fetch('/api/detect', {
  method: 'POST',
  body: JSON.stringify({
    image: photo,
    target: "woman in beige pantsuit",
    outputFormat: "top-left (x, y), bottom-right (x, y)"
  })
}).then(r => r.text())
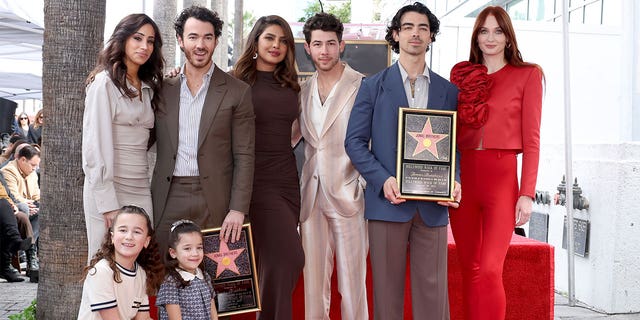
top-left (82, 14), bottom-right (164, 261)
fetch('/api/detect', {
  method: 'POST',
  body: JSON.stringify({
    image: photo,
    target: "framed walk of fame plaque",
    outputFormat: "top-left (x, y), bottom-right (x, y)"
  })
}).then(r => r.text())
top-left (202, 223), bottom-right (261, 317)
top-left (396, 108), bottom-right (457, 201)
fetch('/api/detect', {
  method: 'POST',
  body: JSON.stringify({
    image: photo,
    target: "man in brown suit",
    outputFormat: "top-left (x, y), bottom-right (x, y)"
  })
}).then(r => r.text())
top-left (151, 6), bottom-right (255, 255)
top-left (298, 13), bottom-right (368, 320)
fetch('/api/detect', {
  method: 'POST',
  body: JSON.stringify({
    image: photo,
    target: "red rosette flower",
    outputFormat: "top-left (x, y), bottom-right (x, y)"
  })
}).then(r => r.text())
top-left (450, 61), bottom-right (492, 128)
top-left (458, 102), bottom-right (489, 128)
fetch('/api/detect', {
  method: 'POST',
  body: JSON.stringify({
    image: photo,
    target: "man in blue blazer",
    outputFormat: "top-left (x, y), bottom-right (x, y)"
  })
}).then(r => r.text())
top-left (345, 3), bottom-right (461, 319)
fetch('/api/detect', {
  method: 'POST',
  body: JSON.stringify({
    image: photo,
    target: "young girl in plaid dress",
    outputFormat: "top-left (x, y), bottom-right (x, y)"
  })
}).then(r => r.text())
top-left (156, 220), bottom-right (218, 320)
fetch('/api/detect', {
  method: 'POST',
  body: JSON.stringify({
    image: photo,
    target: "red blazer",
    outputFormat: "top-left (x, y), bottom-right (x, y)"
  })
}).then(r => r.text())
top-left (457, 64), bottom-right (543, 198)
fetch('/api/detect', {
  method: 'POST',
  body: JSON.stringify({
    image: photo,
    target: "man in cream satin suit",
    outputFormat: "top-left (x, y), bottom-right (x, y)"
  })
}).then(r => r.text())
top-left (298, 13), bottom-right (368, 320)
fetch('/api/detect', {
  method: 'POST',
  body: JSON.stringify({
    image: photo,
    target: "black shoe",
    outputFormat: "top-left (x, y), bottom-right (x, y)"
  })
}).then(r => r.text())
top-left (28, 269), bottom-right (38, 283)
top-left (26, 245), bottom-right (39, 283)
top-left (0, 266), bottom-right (24, 282)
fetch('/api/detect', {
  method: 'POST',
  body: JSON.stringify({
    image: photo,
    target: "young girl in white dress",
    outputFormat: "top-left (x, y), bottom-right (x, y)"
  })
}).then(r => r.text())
top-left (78, 206), bottom-right (164, 320)
top-left (156, 220), bottom-right (218, 320)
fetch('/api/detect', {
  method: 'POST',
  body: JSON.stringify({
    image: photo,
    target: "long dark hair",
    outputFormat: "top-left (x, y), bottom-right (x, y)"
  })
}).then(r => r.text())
top-left (165, 220), bottom-right (205, 288)
top-left (233, 15), bottom-right (300, 92)
top-left (86, 14), bottom-right (164, 110)
top-left (32, 109), bottom-right (43, 129)
top-left (84, 206), bottom-right (165, 296)
top-left (17, 112), bottom-right (30, 126)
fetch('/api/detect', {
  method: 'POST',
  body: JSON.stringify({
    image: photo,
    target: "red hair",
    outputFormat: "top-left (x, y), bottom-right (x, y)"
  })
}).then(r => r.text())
top-left (469, 6), bottom-right (543, 75)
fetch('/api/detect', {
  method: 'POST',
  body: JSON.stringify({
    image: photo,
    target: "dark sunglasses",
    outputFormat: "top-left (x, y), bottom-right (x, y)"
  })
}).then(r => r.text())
top-left (19, 117), bottom-right (28, 120)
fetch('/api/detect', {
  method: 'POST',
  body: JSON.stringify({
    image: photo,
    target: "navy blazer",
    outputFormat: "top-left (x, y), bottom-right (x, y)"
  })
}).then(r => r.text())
top-left (345, 62), bottom-right (459, 226)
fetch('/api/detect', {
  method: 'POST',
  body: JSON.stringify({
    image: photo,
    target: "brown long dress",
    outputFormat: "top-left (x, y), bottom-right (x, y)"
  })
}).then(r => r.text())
top-left (249, 71), bottom-right (305, 320)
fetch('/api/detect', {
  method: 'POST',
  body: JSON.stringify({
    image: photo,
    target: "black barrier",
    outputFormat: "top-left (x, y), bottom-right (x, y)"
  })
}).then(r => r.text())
top-left (295, 39), bottom-right (391, 82)
top-left (0, 98), bottom-right (17, 136)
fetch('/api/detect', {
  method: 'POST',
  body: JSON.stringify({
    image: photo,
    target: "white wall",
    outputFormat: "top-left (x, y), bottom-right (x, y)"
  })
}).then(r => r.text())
top-left (435, 2), bottom-right (640, 313)
top-left (436, 20), bottom-right (628, 144)
top-left (537, 143), bottom-right (640, 313)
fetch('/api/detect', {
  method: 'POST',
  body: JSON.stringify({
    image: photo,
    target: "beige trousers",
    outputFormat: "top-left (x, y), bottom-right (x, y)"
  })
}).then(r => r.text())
top-left (300, 184), bottom-right (368, 320)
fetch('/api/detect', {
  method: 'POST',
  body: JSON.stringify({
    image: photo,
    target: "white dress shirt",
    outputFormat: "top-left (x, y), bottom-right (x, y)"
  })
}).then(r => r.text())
top-left (173, 63), bottom-right (216, 176)
top-left (398, 62), bottom-right (430, 109)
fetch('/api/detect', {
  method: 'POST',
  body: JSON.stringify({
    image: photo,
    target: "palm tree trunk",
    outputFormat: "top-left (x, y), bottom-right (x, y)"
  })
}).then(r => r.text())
top-left (232, 0), bottom-right (244, 64)
top-left (38, 0), bottom-right (105, 318)
top-left (153, 0), bottom-right (178, 72)
top-left (211, 0), bottom-right (229, 70)
top-left (184, 0), bottom-right (207, 8)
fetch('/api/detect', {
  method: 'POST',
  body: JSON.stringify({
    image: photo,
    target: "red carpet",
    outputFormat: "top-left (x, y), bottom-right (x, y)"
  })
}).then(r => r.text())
top-left (150, 229), bottom-right (554, 319)
top-left (447, 231), bottom-right (555, 320)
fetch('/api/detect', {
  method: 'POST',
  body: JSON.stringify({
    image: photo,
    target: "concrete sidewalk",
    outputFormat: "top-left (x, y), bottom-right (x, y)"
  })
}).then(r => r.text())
top-left (1, 278), bottom-right (639, 319)
top-left (554, 295), bottom-right (640, 320)
top-left (0, 280), bottom-right (36, 319)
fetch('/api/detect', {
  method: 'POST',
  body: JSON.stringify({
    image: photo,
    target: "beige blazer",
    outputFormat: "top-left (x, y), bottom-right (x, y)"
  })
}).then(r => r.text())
top-left (1, 159), bottom-right (39, 203)
top-left (151, 65), bottom-right (255, 228)
top-left (299, 64), bottom-right (365, 222)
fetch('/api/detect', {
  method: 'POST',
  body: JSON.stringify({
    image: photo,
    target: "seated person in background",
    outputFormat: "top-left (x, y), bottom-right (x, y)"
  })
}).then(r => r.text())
top-left (0, 196), bottom-right (32, 282)
top-left (0, 144), bottom-right (40, 282)
top-left (28, 109), bottom-right (43, 146)
top-left (14, 113), bottom-right (31, 140)
top-left (0, 135), bottom-right (26, 165)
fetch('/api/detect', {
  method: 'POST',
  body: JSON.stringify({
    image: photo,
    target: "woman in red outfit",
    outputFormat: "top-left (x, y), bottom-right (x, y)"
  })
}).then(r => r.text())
top-left (449, 6), bottom-right (544, 320)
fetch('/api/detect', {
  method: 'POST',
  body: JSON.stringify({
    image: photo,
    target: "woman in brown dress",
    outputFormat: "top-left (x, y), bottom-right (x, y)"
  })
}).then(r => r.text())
top-left (232, 15), bottom-right (304, 320)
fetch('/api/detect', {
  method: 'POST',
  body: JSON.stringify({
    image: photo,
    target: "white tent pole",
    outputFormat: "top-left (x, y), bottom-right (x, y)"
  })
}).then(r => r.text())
top-left (561, 0), bottom-right (576, 306)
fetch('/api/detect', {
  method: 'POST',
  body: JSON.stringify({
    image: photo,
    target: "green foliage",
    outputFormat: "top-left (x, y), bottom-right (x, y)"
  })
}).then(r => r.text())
top-left (298, 0), bottom-right (352, 23)
top-left (299, 1), bottom-right (322, 22)
top-left (227, 11), bottom-right (257, 35)
top-left (8, 300), bottom-right (36, 320)
top-left (243, 11), bottom-right (257, 37)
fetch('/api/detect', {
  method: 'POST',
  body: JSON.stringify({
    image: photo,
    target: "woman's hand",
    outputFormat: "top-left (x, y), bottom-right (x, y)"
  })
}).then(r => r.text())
top-left (102, 210), bottom-right (118, 229)
top-left (515, 196), bottom-right (533, 226)
top-left (165, 67), bottom-right (181, 78)
top-left (438, 181), bottom-right (461, 209)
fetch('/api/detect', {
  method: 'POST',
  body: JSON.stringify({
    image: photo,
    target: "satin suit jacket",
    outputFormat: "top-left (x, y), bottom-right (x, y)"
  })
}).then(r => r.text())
top-left (345, 63), bottom-right (459, 227)
top-left (299, 64), bottom-right (365, 222)
top-left (151, 66), bottom-right (255, 228)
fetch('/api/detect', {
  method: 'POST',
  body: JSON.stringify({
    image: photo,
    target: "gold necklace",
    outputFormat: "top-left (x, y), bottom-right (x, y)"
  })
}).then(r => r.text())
top-left (409, 79), bottom-right (416, 98)
top-left (318, 81), bottom-right (331, 104)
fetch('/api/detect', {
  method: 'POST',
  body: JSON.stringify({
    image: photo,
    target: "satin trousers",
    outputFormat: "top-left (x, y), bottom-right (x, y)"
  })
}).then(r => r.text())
top-left (449, 150), bottom-right (518, 320)
top-left (300, 183), bottom-right (368, 320)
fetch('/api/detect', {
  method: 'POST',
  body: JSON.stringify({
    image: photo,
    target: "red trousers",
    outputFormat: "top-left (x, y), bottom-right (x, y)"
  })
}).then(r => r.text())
top-left (449, 150), bottom-right (518, 320)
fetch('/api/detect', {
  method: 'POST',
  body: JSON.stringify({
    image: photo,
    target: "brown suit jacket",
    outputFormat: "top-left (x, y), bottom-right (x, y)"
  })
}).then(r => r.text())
top-left (299, 64), bottom-right (365, 222)
top-left (151, 65), bottom-right (255, 228)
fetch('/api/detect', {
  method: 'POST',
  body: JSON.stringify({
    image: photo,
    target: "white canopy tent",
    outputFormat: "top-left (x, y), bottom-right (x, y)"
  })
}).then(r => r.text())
top-left (0, 0), bottom-right (43, 101)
